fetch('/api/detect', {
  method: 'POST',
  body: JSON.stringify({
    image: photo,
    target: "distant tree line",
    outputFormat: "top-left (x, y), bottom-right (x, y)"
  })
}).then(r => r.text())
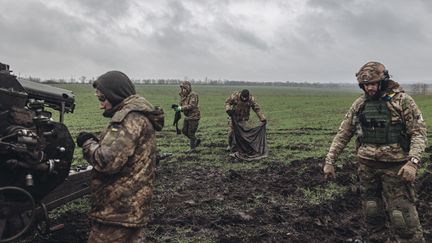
top-left (36, 76), bottom-right (357, 89)
top-left (410, 83), bottom-right (428, 95)
top-left (20, 75), bottom-right (431, 93)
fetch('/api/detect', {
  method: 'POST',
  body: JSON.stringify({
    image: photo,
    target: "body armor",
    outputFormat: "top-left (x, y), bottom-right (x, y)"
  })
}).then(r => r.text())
top-left (359, 99), bottom-right (405, 145)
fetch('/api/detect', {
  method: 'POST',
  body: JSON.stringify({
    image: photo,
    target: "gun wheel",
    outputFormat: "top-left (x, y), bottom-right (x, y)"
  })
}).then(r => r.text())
top-left (0, 187), bottom-right (36, 242)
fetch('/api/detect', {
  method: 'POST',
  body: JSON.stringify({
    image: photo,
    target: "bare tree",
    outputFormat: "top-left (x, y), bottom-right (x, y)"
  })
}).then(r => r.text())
top-left (411, 82), bottom-right (428, 95)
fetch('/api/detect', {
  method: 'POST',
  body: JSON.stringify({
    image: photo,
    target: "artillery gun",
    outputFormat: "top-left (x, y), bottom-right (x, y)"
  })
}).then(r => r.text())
top-left (0, 63), bottom-right (91, 242)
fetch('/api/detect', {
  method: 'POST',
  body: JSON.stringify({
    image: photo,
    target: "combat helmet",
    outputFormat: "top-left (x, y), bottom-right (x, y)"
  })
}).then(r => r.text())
top-left (355, 61), bottom-right (390, 90)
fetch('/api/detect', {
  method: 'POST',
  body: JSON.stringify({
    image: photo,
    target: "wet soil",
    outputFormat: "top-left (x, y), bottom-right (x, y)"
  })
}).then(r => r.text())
top-left (28, 156), bottom-right (432, 242)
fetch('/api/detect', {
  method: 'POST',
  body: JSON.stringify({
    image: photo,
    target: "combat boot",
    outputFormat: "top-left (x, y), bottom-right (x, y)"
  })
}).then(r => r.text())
top-left (156, 152), bottom-right (173, 165)
top-left (226, 136), bottom-right (233, 151)
top-left (185, 139), bottom-right (197, 153)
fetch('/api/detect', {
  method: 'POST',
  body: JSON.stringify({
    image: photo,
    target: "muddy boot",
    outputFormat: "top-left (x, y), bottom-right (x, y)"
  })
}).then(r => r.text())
top-left (156, 152), bottom-right (173, 165)
top-left (185, 139), bottom-right (197, 153)
top-left (226, 136), bottom-right (232, 151)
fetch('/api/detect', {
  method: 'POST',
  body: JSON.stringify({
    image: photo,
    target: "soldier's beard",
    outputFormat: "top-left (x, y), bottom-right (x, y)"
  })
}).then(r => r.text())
top-left (364, 83), bottom-right (381, 99)
top-left (365, 89), bottom-right (383, 100)
top-left (366, 90), bottom-right (377, 96)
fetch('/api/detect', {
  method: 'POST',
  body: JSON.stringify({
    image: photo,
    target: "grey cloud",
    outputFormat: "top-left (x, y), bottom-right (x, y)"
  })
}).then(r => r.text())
top-left (304, 0), bottom-right (431, 44)
top-left (0, 2), bottom-right (85, 52)
top-left (69, 0), bottom-right (132, 22)
top-left (1, 0), bottom-right (432, 82)
top-left (216, 21), bottom-right (271, 51)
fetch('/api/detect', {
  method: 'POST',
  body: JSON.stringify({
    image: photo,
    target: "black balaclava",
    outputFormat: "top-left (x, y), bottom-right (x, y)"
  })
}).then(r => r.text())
top-left (93, 71), bottom-right (136, 117)
top-left (240, 89), bottom-right (250, 101)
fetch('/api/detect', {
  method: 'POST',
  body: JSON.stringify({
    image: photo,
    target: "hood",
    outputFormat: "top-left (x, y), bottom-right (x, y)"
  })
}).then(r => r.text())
top-left (93, 71), bottom-right (136, 107)
top-left (179, 80), bottom-right (192, 96)
top-left (112, 95), bottom-right (164, 131)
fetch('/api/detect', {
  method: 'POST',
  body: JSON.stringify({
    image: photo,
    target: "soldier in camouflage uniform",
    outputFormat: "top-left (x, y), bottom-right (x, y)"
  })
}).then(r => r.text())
top-left (174, 80), bottom-right (201, 153)
top-left (324, 61), bottom-right (427, 242)
top-left (76, 71), bottom-right (164, 243)
top-left (225, 89), bottom-right (266, 151)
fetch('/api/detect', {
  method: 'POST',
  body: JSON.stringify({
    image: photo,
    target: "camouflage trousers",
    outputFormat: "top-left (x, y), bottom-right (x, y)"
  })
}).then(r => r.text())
top-left (358, 158), bottom-right (425, 243)
top-left (182, 118), bottom-right (199, 140)
top-left (88, 221), bottom-right (144, 243)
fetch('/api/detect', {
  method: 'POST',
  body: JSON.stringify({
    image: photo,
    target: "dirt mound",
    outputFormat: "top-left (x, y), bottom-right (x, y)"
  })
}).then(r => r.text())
top-left (27, 157), bottom-right (432, 242)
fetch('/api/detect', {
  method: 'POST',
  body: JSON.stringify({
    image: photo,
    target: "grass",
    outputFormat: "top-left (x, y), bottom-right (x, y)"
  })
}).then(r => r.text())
top-left (50, 84), bottom-right (432, 168)
top-left (300, 182), bottom-right (349, 206)
top-left (31, 84), bottom-right (432, 242)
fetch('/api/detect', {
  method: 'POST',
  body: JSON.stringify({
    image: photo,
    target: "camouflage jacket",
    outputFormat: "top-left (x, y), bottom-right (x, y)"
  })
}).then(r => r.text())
top-left (326, 82), bottom-right (427, 164)
top-left (82, 95), bottom-right (163, 227)
top-left (180, 91), bottom-right (200, 120)
top-left (225, 91), bottom-right (265, 121)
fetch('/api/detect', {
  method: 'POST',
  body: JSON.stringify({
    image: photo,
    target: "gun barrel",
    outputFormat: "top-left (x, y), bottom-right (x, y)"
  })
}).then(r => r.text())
top-left (17, 78), bottom-right (75, 113)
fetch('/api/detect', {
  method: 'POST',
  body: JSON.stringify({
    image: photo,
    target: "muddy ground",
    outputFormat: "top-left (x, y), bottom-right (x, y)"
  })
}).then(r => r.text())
top-left (27, 154), bottom-right (432, 242)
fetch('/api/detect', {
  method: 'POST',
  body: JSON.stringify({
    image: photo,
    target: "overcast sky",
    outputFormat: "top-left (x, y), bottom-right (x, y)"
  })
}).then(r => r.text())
top-left (1, 0), bottom-right (432, 83)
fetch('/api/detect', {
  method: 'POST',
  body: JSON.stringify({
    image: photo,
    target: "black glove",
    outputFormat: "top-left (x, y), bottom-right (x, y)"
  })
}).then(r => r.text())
top-left (226, 109), bottom-right (235, 117)
top-left (171, 104), bottom-right (179, 110)
top-left (76, 132), bottom-right (98, 147)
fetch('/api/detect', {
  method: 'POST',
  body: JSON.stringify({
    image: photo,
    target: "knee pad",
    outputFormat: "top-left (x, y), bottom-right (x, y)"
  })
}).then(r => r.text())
top-left (390, 209), bottom-right (417, 237)
top-left (391, 210), bottom-right (406, 229)
top-left (365, 200), bottom-right (379, 219)
top-left (364, 200), bottom-right (387, 226)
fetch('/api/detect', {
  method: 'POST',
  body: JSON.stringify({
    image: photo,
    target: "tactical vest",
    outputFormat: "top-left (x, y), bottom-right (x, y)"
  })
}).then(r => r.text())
top-left (359, 99), bottom-right (405, 145)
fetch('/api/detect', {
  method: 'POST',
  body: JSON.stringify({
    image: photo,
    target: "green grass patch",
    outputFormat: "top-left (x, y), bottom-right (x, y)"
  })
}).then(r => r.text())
top-left (300, 182), bottom-right (348, 205)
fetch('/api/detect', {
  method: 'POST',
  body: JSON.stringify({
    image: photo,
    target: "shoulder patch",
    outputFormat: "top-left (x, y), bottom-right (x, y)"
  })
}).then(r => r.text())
top-left (111, 123), bottom-right (120, 130)
top-left (101, 125), bottom-right (120, 146)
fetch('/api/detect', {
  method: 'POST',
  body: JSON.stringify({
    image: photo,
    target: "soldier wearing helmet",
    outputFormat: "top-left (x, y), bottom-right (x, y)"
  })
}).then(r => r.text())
top-left (174, 80), bottom-right (201, 153)
top-left (323, 61), bottom-right (427, 242)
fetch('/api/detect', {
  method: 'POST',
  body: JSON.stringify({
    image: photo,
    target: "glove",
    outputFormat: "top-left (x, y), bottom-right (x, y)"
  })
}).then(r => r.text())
top-left (323, 163), bottom-right (336, 180)
top-left (171, 104), bottom-right (179, 109)
top-left (76, 132), bottom-right (98, 147)
top-left (261, 119), bottom-right (267, 124)
top-left (397, 161), bottom-right (417, 182)
top-left (226, 109), bottom-right (235, 117)
top-left (175, 106), bottom-right (182, 112)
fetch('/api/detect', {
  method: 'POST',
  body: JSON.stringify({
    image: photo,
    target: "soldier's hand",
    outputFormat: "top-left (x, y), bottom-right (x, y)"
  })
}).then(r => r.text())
top-left (76, 132), bottom-right (98, 147)
top-left (261, 119), bottom-right (267, 124)
top-left (397, 161), bottom-right (417, 182)
top-left (323, 163), bottom-right (336, 180)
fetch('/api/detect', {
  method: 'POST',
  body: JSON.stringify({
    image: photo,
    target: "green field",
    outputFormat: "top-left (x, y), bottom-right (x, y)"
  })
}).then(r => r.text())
top-left (38, 84), bottom-right (432, 242)
top-left (57, 84), bottom-right (432, 168)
